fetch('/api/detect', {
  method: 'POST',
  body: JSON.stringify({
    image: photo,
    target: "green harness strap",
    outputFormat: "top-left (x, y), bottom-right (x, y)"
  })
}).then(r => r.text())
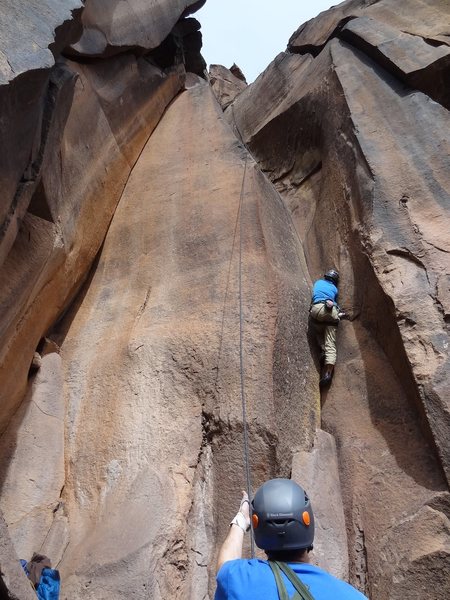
top-left (268, 561), bottom-right (316, 600)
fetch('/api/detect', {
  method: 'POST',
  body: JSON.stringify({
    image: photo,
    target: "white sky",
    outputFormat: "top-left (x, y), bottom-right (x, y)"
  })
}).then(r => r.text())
top-left (197, 0), bottom-right (338, 83)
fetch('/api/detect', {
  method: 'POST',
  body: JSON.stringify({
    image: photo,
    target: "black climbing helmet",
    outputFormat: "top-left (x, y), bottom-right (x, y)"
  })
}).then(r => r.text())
top-left (251, 479), bottom-right (314, 552)
top-left (324, 268), bottom-right (339, 285)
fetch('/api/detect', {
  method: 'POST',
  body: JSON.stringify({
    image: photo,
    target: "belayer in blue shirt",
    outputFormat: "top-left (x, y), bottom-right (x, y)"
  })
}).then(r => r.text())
top-left (310, 268), bottom-right (345, 387)
top-left (215, 479), bottom-right (367, 600)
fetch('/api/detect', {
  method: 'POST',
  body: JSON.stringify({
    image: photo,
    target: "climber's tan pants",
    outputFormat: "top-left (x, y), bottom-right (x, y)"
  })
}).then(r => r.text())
top-left (310, 303), bottom-right (339, 365)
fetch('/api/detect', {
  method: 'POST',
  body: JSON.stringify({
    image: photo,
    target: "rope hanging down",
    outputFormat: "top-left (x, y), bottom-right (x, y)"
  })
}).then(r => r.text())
top-left (237, 155), bottom-right (255, 557)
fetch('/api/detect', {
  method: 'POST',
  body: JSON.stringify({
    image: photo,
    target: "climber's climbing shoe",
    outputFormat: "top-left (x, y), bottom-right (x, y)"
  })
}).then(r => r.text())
top-left (319, 372), bottom-right (332, 388)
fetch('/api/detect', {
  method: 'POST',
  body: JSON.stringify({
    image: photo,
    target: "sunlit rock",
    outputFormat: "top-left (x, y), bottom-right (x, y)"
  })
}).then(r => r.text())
top-left (209, 64), bottom-right (247, 109)
top-left (69, 0), bottom-right (207, 57)
top-left (58, 80), bottom-right (316, 598)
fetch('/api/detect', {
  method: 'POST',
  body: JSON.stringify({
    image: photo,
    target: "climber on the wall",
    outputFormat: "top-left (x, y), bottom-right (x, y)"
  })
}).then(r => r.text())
top-left (214, 478), bottom-right (367, 599)
top-left (309, 268), bottom-right (345, 387)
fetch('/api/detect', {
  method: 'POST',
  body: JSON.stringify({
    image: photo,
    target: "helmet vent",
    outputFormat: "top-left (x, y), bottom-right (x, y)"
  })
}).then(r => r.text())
top-left (268, 519), bottom-right (295, 526)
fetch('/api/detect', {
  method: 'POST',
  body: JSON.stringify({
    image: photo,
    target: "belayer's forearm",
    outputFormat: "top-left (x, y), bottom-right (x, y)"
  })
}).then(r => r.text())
top-left (216, 524), bottom-right (245, 572)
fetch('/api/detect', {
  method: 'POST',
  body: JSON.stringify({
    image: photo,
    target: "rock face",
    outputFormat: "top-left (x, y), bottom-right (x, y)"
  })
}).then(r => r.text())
top-left (0, 0), bottom-right (203, 429)
top-left (0, 0), bottom-right (83, 266)
top-left (209, 64), bottom-right (247, 109)
top-left (58, 79), bottom-right (316, 598)
top-left (69, 0), bottom-right (206, 57)
top-left (227, 1), bottom-right (450, 484)
top-left (340, 16), bottom-right (450, 109)
top-left (292, 431), bottom-right (349, 580)
top-left (289, 0), bottom-right (450, 50)
top-left (0, 1), bottom-right (206, 597)
top-left (0, 1), bottom-right (449, 599)
top-left (0, 352), bottom-right (65, 559)
top-left (225, 0), bottom-right (450, 596)
top-left (0, 510), bottom-right (37, 600)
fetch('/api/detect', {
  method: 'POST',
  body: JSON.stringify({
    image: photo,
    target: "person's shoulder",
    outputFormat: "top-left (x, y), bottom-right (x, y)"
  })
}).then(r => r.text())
top-left (216, 559), bottom-right (272, 600)
top-left (296, 565), bottom-right (367, 599)
top-left (312, 278), bottom-right (324, 290)
top-left (218, 558), bottom-right (268, 578)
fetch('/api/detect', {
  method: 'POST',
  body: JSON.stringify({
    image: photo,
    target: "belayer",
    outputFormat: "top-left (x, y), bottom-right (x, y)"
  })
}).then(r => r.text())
top-left (309, 269), bottom-right (345, 387)
top-left (214, 478), bottom-right (367, 599)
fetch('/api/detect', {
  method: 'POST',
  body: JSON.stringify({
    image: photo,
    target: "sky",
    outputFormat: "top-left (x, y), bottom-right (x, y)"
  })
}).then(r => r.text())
top-left (196, 0), bottom-right (338, 83)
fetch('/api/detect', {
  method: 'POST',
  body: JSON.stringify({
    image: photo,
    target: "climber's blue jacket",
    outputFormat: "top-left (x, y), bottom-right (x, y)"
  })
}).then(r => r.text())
top-left (311, 279), bottom-right (338, 305)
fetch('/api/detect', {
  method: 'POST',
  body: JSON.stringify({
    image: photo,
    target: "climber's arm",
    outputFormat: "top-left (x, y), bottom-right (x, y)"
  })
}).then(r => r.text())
top-left (216, 492), bottom-right (250, 573)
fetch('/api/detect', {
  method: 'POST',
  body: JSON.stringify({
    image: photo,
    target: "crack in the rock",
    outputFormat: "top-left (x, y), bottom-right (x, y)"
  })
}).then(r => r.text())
top-left (193, 555), bottom-right (207, 568)
top-left (386, 247), bottom-right (430, 284)
top-left (430, 290), bottom-right (450, 326)
top-left (230, 102), bottom-right (245, 143)
top-left (200, 409), bottom-right (222, 449)
top-left (399, 30), bottom-right (449, 48)
top-left (272, 159), bottom-right (322, 188)
top-left (134, 287), bottom-right (151, 323)
top-left (423, 239), bottom-right (450, 254)
top-left (7, 501), bottom-right (60, 528)
top-left (353, 521), bottom-right (369, 595)
top-left (31, 399), bottom-right (61, 420)
top-left (5, 55), bottom-right (14, 76)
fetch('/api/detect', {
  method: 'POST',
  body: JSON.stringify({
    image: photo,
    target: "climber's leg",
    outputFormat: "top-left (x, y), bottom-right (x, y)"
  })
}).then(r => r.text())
top-left (310, 315), bottom-right (325, 363)
top-left (323, 323), bottom-right (337, 365)
top-left (320, 323), bottom-right (337, 387)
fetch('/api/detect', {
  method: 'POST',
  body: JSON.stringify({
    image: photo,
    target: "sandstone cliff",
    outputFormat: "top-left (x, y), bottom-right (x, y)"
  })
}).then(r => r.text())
top-left (0, 1), bottom-right (449, 599)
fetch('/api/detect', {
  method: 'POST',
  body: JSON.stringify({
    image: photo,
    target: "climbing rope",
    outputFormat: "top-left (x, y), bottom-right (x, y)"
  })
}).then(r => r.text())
top-left (214, 152), bottom-right (255, 555)
top-left (237, 155), bottom-right (255, 557)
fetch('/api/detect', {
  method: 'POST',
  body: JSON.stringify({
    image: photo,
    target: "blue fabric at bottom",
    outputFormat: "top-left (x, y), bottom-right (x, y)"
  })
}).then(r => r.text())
top-left (36, 568), bottom-right (60, 600)
top-left (215, 559), bottom-right (367, 600)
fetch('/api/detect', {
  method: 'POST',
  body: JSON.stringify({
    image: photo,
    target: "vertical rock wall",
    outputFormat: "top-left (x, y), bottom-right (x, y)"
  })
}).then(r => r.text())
top-left (225, 1), bottom-right (450, 596)
top-left (57, 79), bottom-right (316, 598)
top-left (0, 0), bottom-right (206, 432)
top-left (0, 1), bottom-right (207, 596)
